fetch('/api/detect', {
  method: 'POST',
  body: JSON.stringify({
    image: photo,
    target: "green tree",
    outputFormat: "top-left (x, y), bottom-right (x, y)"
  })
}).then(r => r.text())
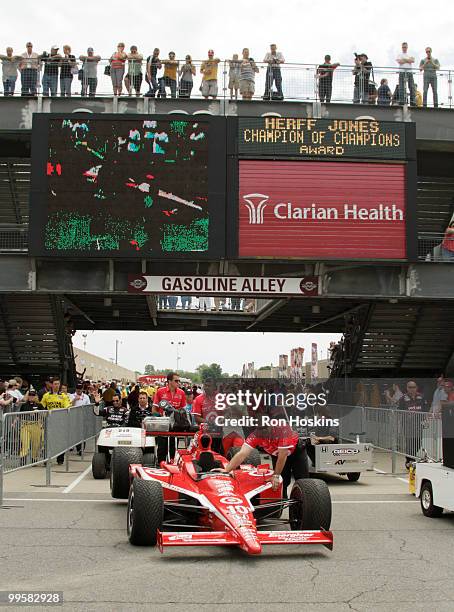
top-left (196, 363), bottom-right (223, 382)
top-left (144, 364), bottom-right (155, 375)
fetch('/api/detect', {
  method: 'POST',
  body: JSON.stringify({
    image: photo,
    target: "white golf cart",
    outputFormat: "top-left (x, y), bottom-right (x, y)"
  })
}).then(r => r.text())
top-left (415, 458), bottom-right (454, 517)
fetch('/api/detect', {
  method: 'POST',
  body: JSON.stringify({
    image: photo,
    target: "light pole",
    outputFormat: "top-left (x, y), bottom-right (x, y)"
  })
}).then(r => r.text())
top-left (171, 341), bottom-right (185, 370)
top-left (115, 339), bottom-right (122, 365)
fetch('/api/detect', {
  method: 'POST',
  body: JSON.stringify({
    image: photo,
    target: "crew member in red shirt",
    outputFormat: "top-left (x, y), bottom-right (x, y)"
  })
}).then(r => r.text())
top-left (191, 378), bottom-right (223, 453)
top-left (222, 414), bottom-right (309, 497)
top-left (153, 371), bottom-right (186, 463)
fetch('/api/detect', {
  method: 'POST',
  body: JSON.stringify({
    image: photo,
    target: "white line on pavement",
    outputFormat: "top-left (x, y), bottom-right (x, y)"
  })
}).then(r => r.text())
top-left (62, 465), bottom-right (92, 494)
top-left (3, 497), bottom-right (417, 504)
top-left (373, 468), bottom-right (386, 474)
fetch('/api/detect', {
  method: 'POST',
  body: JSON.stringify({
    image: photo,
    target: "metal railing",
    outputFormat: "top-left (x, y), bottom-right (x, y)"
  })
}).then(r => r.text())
top-left (335, 404), bottom-right (443, 472)
top-left (0, 404), bottom-right (102, 505)
top-left (418, 233), bottom-right (454, 261)
top-left (1, 58), bottom-right (452, 107)
top-left (0, 225), bottom-right (28, 252)
top-left (157, 296), bottom-right (257, 313)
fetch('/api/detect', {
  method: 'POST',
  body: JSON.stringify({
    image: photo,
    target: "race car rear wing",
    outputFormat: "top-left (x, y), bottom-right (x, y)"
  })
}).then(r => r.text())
top-left (157, 529), bottom-right (333, 552)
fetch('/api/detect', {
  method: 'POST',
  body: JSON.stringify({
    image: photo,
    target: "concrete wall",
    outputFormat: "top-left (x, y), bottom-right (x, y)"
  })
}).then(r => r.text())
top-left (74, 347), bottom-right (137, 383)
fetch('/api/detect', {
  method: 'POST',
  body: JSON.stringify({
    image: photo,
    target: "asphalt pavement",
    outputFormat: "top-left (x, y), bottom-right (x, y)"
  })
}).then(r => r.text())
top-left (1, 447), bottom-right (454, 612)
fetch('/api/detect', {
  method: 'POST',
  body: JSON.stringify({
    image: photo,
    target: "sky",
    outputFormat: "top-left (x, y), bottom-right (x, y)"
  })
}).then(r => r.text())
top-left (2, 0), bottom-right (454, 68)
top-left (72, 330), bottom-right (339, 375)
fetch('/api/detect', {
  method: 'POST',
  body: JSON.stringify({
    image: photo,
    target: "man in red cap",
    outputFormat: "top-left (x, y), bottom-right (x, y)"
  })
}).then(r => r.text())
top-left (200, 49), bottom-right (220, 99)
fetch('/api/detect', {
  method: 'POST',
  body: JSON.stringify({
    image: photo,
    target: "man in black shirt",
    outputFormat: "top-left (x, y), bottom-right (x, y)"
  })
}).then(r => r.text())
top-left (399, 381), bottom-right (428, 467)
top-left (97, 394), bottom-right (128, 427)
top-left (127, 391), bottom-right (154, 428)
top-left (41, 46), bottom-right (61, 97)
top-left (145, 48), bottom-right (161, 97)
top-left (353, 53), bottom-right (372, 104)
top-left (317, 55), bottom-right (340, 103)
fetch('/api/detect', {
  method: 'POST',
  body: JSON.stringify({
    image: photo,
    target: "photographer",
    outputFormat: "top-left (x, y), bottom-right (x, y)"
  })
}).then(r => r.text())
top-left (263, 43), bottom-right (285, 100)
top-left (353, 53), bottom-right (372, 104)
top-left (0, 385), bottom-right (18, 413)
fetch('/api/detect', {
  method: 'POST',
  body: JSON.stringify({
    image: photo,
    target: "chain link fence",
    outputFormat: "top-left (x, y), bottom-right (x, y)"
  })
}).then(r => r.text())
top-left (0, 404), bottom-right (102, 505)
top-left (334, 404), bottom-right (442, 472)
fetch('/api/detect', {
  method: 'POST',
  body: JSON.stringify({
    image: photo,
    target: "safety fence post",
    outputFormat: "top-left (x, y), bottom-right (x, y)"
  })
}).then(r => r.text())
top-left (391, 409), bottom-right (397, 474)
top-left (45, 415), bottom-right (51, 486)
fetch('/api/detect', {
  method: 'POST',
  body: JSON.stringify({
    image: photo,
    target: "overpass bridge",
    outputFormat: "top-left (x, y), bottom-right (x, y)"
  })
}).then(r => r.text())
top-left (0, 97), bottom-right (453, 382)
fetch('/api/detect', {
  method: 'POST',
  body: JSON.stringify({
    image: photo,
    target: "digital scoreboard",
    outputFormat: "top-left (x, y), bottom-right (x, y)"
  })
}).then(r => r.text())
top-left (238, 117), bottom-right (407, 159)
top-left (29, 114), bottom-right (225, 258)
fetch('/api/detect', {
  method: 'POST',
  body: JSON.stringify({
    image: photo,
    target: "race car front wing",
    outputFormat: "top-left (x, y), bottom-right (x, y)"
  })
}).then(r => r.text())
top-left (157, 529), bottom-right (333, 552)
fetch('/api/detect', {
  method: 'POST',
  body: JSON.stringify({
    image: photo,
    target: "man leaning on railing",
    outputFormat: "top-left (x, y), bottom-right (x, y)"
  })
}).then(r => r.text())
top-left (263, 43), bottom-right (284, 101)
top-left (419, 47), bottom-right (440, 108)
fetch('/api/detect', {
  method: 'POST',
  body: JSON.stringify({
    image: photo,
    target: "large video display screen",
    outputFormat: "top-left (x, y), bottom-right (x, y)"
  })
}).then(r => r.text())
top-left (238, 160), bottom-right (407, 260)
top-left (29, 115), bottom-right (225, 258)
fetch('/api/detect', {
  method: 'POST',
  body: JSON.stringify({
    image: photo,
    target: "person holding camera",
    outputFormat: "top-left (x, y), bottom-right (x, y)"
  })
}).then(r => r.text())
top-left (396, 42), bottom-right (415, 106)
top-left (353, 53), bottom-right (372, 104)
top-left (263, 43), bottom-right (285, 100)
top-left (419, 47), bottom-right (440, 107)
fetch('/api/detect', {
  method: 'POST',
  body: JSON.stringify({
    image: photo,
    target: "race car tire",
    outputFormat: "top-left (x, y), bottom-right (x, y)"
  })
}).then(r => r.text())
top-left (128, 478), bottom-right (163, 546)
top-left (110, 447), bottom-right (143, 499)
top-left (289, 478), bottom-right (332, 531)
top-left (142, 451), bottom-right (157, 468)
top-left (92, 452), bottom-right (107, 479)
top-left (227, 446), bottom-right (261, 467)
top-left (346, 472), bottom-right (361, 482)
top-left (420, 481), bottom-right (443, 518)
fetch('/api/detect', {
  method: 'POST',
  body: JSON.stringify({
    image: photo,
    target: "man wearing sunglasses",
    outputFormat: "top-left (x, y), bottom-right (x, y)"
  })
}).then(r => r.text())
top-left (153, 372), bottom-right (187, 463)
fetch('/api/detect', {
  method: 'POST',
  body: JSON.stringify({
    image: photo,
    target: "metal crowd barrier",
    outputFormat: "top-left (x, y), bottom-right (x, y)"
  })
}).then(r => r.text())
top-left (1, 58), bottom-right (452, 107)
top-left (335, 404), bottom-right (443, 472)
top-left (0, 404), bottom-right (102, 506)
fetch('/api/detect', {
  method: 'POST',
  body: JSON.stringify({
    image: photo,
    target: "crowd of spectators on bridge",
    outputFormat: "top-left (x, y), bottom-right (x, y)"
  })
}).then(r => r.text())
top-left (0, 41), bottom-right (444, 106)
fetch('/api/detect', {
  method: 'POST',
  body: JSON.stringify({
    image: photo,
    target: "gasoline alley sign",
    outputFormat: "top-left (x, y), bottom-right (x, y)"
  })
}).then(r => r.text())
top-left (128, 275), bottom-right (319, 296)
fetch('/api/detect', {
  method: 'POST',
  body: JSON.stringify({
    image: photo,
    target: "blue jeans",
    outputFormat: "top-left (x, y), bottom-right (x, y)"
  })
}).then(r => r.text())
top-left (158, 296), bottom-right (168, 309)
top-left (158, 76), bottom-right (177, 98)
top-left (441, 246), bottom-right (454, 261)
top-left (42, 74), bottom-right (58, 96)
top-left (3, 76), bottom-right (17, 96)
top-left (168, 296), bottom-right (178, 309)
top-left (181, 296), bottom-right (191, 309)
top-left (145, 74), bottom-right (159, 97)
top-left (21, 69), bottom-right (38, 96)
top-left (398, 71), bottom-right (415, 105)
top-left (423, 73), bottom-right (438, 107)
top-left (60, 76), bottom-right (73, 97)
top-left (353, 81), bottom-right (368, 104)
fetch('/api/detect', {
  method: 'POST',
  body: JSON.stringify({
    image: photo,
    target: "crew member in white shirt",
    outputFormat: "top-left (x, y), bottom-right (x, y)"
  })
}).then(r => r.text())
top-left (396, 41), bottom-right (415, 106)
top-left (263, 43), bottom-right (285, 100)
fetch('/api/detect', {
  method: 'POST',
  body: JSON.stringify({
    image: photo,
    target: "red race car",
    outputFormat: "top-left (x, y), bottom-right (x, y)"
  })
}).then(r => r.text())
top-left (122, 427), bottom-right (333, 555)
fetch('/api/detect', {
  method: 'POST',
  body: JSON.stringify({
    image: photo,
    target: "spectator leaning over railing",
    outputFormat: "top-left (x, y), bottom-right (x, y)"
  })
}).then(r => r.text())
top-left (228, 53), bottom-right (241, 100)
top-left (200, 49), bottom-right (220, 100)
top-left (0, 47), bottom-right (22, 96)
top-left (19, 42), bottom-right (40, 96)
top-left (179, 55), bottom-right (195, 98)
top-left (41, 45), bottom-right (61, 97)
top-left (263, 43), bottom-right (285, 101)
top-left (239, 48), bottom-right (259, 101)
top-left (317, 54), bottom-right (339, 104)
top-left (419, 47), bottom-right (440, 108)
top-left (377, 78), bottom-right (392, 106)
top-left (159, 51), bottom-right (178, 98)
top-left (79, 47), bottom-right (100, 97)
top-left (145, 48), bottom-right (161, 97)
top-left (40, 377), bottom-right (71, 464)
top-left (353, 53), bottom-right (371, 104)
top-left (125, 45), bottom-right (143, 96)
top-left (110, 42), bottom-right (127, 96)
top-left (396, 42), bottom-right (416, 106)
top-left (60, 45), bottom-right (77, 97)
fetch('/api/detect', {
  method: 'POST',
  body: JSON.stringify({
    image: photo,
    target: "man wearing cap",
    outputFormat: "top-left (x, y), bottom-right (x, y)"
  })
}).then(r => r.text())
top-left (19, 42), bottom-right (40, 96)
top-left (19, 390), bottom-right (46, 463)
top-left (41, 45), bottom-right (61, 97)
top-left (79, 47), bottom-right (101, 97)
top-left (71, 383), bottom-right (90, 407)
top-left (200, 50), bottom-right (220, 99)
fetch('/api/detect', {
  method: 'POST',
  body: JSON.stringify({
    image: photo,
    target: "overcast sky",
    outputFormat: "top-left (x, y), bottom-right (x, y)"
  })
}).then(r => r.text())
top-left (3, 0), bottom-right (454, 67)
top-left (73, 330), bottom-right (339, 375)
